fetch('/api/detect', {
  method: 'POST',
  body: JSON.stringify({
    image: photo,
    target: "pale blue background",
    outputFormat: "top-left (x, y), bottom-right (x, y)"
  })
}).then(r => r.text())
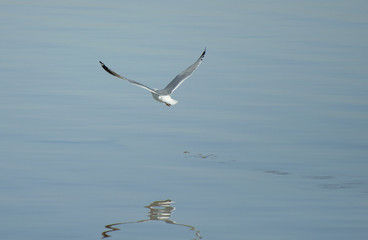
top-left (1, 1), bottom-right (367, 239)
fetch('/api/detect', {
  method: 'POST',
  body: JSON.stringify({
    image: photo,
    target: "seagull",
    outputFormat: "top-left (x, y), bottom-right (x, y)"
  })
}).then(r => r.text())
top-left (99, 49), bottom-right (206, 106)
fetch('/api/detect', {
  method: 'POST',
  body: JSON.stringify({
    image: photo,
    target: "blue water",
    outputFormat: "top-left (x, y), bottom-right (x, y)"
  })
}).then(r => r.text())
top-left (1, 1), bottom-right (367, 239)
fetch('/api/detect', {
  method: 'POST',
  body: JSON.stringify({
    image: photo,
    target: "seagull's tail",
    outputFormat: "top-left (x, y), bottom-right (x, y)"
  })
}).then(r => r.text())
top-left (161, 95), bottom-right (178, 106)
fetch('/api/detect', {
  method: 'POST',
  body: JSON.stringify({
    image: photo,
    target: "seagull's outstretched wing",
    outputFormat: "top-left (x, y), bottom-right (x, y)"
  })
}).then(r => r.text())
top-left (99, 61), bottom-right (158, 94)
top-left (161, 49), bottom-right (206, 95)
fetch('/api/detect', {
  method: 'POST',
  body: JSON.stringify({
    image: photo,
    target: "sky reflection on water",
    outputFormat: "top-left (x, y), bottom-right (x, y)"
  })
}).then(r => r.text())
top-left (1, 1), bottom-right (368, 240)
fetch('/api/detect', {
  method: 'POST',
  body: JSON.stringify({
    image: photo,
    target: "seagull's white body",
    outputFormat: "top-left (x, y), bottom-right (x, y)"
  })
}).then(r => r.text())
top-left (100, 49), bottom-right (206, 106)
top-left (151, 94), bottom-right (178, 106)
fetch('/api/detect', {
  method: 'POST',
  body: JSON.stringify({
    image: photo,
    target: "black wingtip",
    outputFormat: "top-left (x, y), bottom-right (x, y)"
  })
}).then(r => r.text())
top-left (201, 48), bottom-right (206, 59)
top-left (99, 61), bottom-right (110, 72)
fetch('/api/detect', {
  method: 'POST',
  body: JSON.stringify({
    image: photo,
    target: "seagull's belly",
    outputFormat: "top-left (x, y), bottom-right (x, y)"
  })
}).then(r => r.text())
top-left (151, 93), bottom-right (161, 102)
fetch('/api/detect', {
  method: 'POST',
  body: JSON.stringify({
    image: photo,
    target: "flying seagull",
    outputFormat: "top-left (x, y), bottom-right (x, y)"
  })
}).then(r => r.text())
top-left (99, 49), bottom-right (206, 106)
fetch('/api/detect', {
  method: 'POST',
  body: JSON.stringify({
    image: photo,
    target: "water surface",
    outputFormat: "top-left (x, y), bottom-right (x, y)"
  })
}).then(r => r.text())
top-left (1, 1), bottom-right (367, 239)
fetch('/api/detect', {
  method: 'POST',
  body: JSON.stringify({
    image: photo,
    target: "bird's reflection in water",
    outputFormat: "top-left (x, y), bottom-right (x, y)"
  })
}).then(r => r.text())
top-left (101, 200), bottom-right (201, 239)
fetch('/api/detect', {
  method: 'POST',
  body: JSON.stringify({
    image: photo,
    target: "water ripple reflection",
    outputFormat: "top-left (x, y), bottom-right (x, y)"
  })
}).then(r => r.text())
top-left (101, 200), bottom-right (201, 239)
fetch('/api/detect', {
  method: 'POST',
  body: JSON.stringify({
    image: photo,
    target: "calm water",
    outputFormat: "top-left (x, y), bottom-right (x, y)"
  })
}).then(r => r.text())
top-left (1, 1), bottom-right (368, 239)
